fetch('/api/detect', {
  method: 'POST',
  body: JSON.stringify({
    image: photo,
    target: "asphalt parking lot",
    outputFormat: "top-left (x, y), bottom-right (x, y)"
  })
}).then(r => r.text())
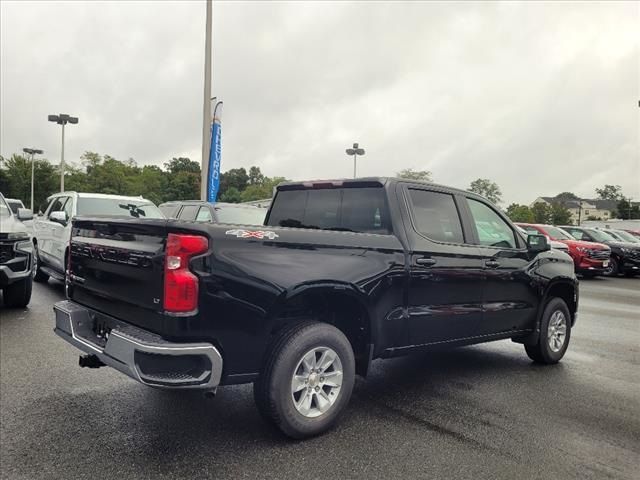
top-left (1, 277), bottom-right (639, 480)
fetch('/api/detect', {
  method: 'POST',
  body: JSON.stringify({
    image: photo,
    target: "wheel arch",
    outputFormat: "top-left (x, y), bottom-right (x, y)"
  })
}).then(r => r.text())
top-left (543, 279), bottom-right (578, 326)
top-left (267, 282), bottom-right (375, 377)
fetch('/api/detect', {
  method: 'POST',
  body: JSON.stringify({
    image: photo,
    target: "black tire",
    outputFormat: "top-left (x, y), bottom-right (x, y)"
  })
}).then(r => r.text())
top-left (603, 257), bottom-right (619, 277)
top-left (253, 321), bottom-right (356, 439)
top-left (32, 245), bottom-right (49, 283)
top-left (3, 277), bottom-right (33, 308)
top-left (525, 297), bottom-right (571, 364)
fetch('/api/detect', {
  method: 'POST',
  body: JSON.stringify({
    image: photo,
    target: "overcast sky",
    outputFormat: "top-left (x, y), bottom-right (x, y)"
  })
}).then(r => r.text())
top-left (1, 1), bottom-right (638, 204)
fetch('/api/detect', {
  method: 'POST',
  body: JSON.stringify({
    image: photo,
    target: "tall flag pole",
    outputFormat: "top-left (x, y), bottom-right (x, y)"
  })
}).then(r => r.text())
top-left (200, 0), bottom-right (213, 200)
top-left (207, 101), bottom-right (223, 202)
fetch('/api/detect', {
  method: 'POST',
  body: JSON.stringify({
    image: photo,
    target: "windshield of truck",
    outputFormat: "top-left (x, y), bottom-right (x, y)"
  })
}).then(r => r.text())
top-left (544, 226), bottom-right (573, 240)
top-left (215, 205), bottom-right (266, 225)
top-left (77, 198), bottom-right (164, 219)
top-left (586, 228), bottom-right (616, 242)
top-left (610, 230), bottom-right (639, 243)
top-left (6, 200), bottom-right (24, 214)
top-left (0, 195), bottom-right (10, 217)
top-left (267, 187), bottom-right (391, 234)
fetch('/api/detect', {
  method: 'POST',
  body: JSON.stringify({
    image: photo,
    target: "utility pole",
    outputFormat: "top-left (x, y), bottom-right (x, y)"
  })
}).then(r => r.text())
top-left (201, 0), bottom-right (213, 201)
top-left (22, 148), bottom-right (43, 210)
top-left (48, 114), bottom-right (78, 192)
top-left (345, 142), bottom-right (365, 178)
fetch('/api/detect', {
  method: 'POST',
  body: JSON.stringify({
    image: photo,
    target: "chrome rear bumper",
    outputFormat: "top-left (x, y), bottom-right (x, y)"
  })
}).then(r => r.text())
top-left (54, 300), bottom-right (223, 389)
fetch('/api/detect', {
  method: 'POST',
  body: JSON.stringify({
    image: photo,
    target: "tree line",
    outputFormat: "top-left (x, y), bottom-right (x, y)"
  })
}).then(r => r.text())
top-left (0, 152), bottom-right (287, 212)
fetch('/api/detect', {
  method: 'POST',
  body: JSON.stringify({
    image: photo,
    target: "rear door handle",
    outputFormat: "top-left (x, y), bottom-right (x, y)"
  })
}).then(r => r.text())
top-left (416, 257), bottom-right (437, 267)
top-left (485, 260), bottom-right (500, 268)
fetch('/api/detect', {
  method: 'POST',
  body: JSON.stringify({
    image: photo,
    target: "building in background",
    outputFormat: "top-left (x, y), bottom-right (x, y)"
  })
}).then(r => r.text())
top-left (531, 197), bottom-right (617, 224)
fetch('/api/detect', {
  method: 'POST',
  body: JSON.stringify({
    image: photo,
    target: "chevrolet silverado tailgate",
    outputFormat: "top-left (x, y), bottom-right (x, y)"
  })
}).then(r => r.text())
top-left (68, 217), bottom-right (170, 333)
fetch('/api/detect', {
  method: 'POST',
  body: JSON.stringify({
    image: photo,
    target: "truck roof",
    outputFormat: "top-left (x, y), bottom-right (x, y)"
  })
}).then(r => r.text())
top-left (159, 200), bottom-right (263, 209)
top-left (276, 177), bottom-right (478, 199)
top-left (48, 192), bottom-right (149, 202)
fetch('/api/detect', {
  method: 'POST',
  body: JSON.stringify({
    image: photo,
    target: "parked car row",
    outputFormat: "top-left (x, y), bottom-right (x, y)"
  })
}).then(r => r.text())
top-left (515, 222), bottom-right (640, 278)
top-left (559, 226), bottom-right (640, 277)
top-left (0, 193), bottom-right (34, 307)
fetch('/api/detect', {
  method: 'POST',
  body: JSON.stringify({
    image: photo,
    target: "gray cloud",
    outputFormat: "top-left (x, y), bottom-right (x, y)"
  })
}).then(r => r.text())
top-left (1, 0), bottom-right (638, 204)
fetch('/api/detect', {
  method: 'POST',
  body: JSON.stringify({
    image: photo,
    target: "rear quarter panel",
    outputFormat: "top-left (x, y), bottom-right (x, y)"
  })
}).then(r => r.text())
top-left (195, 225), bottom-right (406, 378)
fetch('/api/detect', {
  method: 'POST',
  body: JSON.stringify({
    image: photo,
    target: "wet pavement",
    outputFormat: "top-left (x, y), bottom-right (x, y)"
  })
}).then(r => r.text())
top-left (1, 277), bottom-right (639, 479)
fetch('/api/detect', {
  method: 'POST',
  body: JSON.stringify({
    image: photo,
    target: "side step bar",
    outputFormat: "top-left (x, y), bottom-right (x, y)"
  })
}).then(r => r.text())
top-left (40, 266), bottom-right (65, 282)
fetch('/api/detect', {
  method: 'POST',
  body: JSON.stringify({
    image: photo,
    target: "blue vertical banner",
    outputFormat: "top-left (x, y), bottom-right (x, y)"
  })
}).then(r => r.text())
top-left (207, 101), bottom-right (223, 202)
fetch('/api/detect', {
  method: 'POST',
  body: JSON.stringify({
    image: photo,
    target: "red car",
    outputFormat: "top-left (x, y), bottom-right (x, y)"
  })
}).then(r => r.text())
top-left (516, 223), bottom-right (611, 277)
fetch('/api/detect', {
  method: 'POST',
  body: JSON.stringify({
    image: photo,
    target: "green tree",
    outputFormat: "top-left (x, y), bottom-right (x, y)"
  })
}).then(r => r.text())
top-left (396, 168), bottom-right (432, 182)
top-left (468, 178), bottom-right (502, 204)
top-left (531, 202), bottom-right (552, 224)
top-left (219, 187), bottom-right (242, 203)
top-left (130, 165), bottom-right (167, 205)
top-left (248, 166), bottom-right (265, 186)
top-left (219, 167), bottom-right (249, 197)
top-left (550, 203), bottom-right (572, 225)
top-left (616, 198), bottom-right (640, 220)
top-left (595, 184), bottom-right (623, 201)
top-left (554, 192), bottom-right (579, 201)
top-left (165, 157), bottom-right (200, 174)
top-left (164, 157), bottom-right (200, 200)
top-left (505, 203), bottom-right (535, 223)
top-left (240, 176), bottom-right (288, 202)
top-left (1, 154), bottom-right (57, 210)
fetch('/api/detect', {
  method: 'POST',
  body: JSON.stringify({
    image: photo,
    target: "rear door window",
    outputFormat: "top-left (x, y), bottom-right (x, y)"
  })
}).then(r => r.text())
top-left (267, 187), bottom-right (391, 234)
top-left (177, 205), bottom-right (199, 221)
top-left (160, 204), bottom-right (180, 218)
top-left (407, 189), bottom-right (465, 244)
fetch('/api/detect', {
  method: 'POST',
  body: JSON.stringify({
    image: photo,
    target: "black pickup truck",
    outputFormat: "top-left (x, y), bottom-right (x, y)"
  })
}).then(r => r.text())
top-left (54, 178), bottom-right (578, 438)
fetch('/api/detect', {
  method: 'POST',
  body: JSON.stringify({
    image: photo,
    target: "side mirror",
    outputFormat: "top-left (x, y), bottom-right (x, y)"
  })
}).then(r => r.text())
top-left (527, 234), bottom-right (550, 253)
top-left (17, 208), bottom-right (34, 221)
top-left (49, 211), bottom-right (67, 225)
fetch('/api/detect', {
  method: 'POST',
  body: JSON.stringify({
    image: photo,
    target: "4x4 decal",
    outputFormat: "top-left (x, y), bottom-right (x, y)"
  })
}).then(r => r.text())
top-left (225, 229), bottom-right (279, 240)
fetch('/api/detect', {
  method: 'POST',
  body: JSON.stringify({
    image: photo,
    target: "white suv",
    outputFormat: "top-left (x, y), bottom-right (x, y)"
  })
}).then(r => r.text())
top-left (32, 192), bottom-right (164, 282)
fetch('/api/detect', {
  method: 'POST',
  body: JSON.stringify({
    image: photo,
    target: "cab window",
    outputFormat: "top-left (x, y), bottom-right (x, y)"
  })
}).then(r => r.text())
top-left (466, 198), bottom-right (517, 249)
top-left (177, 205), bottom-right (199, 221)
top-left (195, 207), bottom-right (213, 222)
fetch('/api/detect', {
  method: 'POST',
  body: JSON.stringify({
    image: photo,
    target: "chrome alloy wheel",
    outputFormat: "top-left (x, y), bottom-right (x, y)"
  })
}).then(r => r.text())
top-left (547, 310), bottom-right (567, 353)
top-left (291, 346), bottom-right (343, 418)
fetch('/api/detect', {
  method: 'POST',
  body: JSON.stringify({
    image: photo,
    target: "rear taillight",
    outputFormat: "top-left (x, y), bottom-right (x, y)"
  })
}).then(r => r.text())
top-left (164, 233), bottom-right (208, 314)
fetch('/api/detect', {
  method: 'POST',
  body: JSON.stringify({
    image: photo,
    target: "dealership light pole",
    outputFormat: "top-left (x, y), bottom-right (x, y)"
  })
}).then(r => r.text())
top-left (201, 0), bottom-right (213, 200)
top-left (346, 142), bottom-right (365, 178)
top-left (48, 114), bottom-right (78, 192)
top-left (22, 148), bottom-right (43, 210)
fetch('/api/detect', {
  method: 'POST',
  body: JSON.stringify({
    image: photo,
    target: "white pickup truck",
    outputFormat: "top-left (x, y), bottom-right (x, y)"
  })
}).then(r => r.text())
top-left (32, 192), bottom-right (164, 282)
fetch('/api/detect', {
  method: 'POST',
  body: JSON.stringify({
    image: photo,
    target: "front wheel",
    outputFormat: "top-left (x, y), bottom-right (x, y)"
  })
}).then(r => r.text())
top-left (32, 245), bottom-right (49, 283)
top-left (603, 257), bottom-right (619, 277)
top-left (3, 277), bottom-right (33, 308)
top-left (253, 322), bottom-right (355, 439)
top-left (525, 297), bottom-right (571, 364)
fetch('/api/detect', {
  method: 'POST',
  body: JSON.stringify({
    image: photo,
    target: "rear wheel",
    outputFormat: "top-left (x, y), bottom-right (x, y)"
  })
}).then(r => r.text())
top-left (3, 277), bottom-right (33, 307)
top-left (32, 245), bottom-right (49, 283)
top-left (253, 321), bottom-right (355, 439)
top-left (525, 297), bottom-right (571, 364)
